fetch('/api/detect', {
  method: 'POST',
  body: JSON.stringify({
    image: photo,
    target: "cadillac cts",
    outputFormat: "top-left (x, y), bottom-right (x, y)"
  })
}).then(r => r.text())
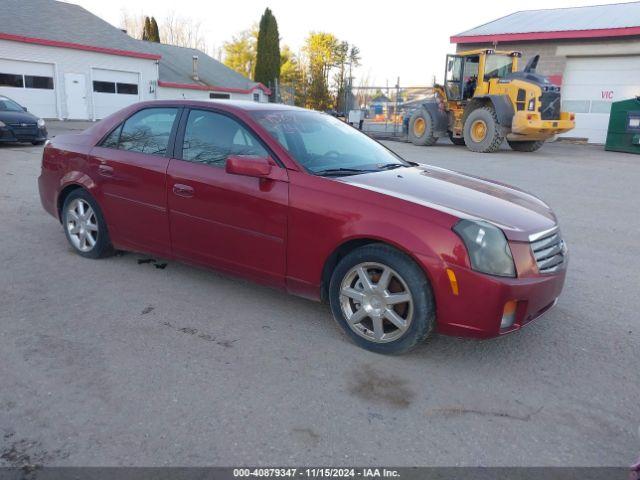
top-left (38, 100), bottom-right (567, 354)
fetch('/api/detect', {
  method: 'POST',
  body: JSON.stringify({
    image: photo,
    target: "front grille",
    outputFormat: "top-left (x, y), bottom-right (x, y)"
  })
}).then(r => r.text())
top-left (530, 229), bottom-right (566, 274)
top-left (8, 122), bottom-right (38, 139)
top-left (539, 91), bottom-right (561, 120)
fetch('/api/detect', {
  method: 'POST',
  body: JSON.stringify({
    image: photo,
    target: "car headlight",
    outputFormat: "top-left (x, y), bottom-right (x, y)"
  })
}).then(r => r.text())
top-left (37, 118), bottom-right (46, 128)
top-left (527, 98), bottom-right (535, 111)
top-left (453, 219), bottom-right (516, 277)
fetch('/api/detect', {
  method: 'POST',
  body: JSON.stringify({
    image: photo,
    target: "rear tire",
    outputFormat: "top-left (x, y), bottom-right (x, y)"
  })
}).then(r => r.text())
top-left (507, 140), bottom-right (545, 152)
top-left (329, 243), bottom-right (435, 354)
top-left (463, 107), bottom-right (504, 153)
top-left (62, 189), bottom-right (114, 259)
top-left (448, 132), bottom-right (466, 146)
top-left (408, 109), bottom-right (438, 146)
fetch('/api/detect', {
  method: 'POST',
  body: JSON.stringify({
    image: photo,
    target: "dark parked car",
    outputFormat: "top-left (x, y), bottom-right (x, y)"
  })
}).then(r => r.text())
top-left (0, 95), bottom-right (48, 145)
top-left (38, 100), bottom-right (567, 354)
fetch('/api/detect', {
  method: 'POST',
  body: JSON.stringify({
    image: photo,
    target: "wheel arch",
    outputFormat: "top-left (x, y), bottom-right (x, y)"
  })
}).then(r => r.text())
top-left (320, 236), bottom-right (439, 303)
top-left (56, 183), bottom-right (85, 222)
top-left (419, 102), bottom-right (448, 136)
top-left (56, 171), bottom-right (98, 221)
top-left (463, 95), bottom-right (514, 128)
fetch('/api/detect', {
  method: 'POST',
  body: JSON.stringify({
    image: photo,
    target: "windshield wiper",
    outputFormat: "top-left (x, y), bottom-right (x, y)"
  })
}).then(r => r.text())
top-left (314, 168), bottom-right (376, 177)
top-left (376, 163), bottom-right (406, 171)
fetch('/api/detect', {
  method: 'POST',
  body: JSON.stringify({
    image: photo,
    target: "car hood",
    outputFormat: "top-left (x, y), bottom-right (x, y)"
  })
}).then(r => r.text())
top-left (0, 110), bottom-right (39, 124)
top-left (340, 165), bottom-right (557, 242)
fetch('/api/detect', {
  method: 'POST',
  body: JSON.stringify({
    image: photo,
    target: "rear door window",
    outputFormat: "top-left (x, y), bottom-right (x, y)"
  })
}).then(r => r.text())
top-left (116, 108), bottom-right (179, 155)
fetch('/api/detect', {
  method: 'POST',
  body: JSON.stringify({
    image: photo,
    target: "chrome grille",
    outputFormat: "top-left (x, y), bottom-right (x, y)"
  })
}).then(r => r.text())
top-left (530, 229), bottom-right (566, 274)
top-left (8, 122), bottom-right (38, 139)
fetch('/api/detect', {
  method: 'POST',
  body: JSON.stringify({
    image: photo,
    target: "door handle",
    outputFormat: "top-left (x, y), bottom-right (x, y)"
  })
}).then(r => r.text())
top-left (173, 183), bottom-right (195, 198)
top-left (98, 164), bottom-right (114, 177)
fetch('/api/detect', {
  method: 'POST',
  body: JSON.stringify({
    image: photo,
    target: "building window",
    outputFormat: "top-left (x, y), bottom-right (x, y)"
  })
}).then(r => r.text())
top-left (0, 73), bottom-right (25, 88)
top-left (116, 83), bottom-right (138, 95)
top-left (24, 75), bottom-right (54, 90)
top-left (590, 101), bottom-right (612, 114)
top-left (210, 92), bottom-right (231, 100)
top-left (253, 93), bottom-right (260, 102)
top-left (93, 81), bottom-right (116, 93)
top-left (562, 100), bottom-right (590, 114)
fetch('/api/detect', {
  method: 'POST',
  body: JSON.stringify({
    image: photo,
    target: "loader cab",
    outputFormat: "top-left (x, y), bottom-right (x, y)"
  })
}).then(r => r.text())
top-left (444, 50), bottom-right (520, 101)
top-left (445, 54), bottom-right (480, 102)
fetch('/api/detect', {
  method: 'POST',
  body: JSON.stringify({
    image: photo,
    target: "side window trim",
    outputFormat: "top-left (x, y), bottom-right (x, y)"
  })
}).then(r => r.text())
top-left (175, 107), bottom-right (285, 168)
top-left (96, 106), bottom-right (184, 157)
top-left (97, 122), bottom-right (123, 149)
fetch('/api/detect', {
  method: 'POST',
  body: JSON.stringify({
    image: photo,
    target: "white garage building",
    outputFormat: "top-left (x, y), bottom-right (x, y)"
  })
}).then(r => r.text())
top-left (0, 0), bottom-right (269, 121)
top-left (452, 2), bottom-right (640, 143)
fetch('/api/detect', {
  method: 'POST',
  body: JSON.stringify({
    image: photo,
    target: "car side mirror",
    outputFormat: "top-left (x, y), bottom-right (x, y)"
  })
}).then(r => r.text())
top-left (23, 107), bottom-right (28, 112)
top-left (225, 155), bottom-right (273, 178)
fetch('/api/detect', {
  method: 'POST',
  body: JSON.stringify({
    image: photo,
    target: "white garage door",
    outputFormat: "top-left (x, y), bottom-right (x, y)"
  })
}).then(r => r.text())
top-left (0, 58), bottom-right (57, 118)
top-left (92, 68), bottom-right (140, 119)
top-left (561, 56), bottom-right (640, 143)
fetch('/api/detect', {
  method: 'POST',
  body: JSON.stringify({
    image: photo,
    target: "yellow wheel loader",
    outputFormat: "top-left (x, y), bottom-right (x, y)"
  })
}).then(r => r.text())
top-left (408, 49), bottom-right (576, 152)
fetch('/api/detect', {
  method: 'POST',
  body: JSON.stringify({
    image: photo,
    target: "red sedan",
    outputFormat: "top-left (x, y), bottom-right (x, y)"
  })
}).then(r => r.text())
top-left (38, 100), bottom-right (567, 354)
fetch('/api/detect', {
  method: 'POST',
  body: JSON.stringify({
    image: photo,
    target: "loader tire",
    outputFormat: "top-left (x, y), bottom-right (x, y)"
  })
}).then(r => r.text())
top-left (507, 140), bottom-right (545, 152)
top-left (463, 107), bottom-right (504, 153)
top-left (408, 109), bottom-right (438, 146)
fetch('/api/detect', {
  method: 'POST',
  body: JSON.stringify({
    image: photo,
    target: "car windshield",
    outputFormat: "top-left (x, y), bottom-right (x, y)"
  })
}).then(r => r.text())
top-left (250, 109), bottom-right (409, 175)
top-left (484, 55), bottom-right (514, 80)
top-left (0, 97), bottom-right (24, 112)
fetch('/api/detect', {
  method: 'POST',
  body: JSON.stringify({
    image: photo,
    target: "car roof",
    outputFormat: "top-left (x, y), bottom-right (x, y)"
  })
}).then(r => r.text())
top-left (134, 99), bottom-right (310, 113)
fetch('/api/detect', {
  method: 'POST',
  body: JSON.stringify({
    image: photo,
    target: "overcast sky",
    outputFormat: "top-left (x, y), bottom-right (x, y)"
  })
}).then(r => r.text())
top-left (69, 0), bottom-right (629, 87)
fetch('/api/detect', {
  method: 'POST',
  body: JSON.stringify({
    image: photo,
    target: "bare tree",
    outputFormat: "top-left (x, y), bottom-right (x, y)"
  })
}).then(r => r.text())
top-left (162, 12), bottom-right (208, 52)
top-left (120, 10), bottom-right (145, 40)
top-left (121, 9), bottom-right (209, 53)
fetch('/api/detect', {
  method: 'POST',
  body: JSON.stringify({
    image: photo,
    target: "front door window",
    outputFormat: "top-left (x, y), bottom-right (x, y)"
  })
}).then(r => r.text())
top-left (445, 55), bottom-right (463, 101)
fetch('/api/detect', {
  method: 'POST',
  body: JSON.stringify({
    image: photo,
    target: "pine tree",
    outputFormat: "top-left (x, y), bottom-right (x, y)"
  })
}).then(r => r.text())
top-left (254, 8), bottom-right (280, 95)
top-left (142, 17), bottom-right (151, 41)
top-left (150, 17), bottom-right (160, 43)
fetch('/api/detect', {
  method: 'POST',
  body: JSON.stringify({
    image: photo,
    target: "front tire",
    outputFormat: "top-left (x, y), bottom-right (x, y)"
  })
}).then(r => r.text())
top-left (329, 243), bottom-right (435, 354)
top-left (408, 109), bottom-right (438, 146)
top-left (507, 140), bottom-right (545, 152)
top-left (62, 189), bottom-right (114, 259)
top-left (463, 107), bottom-right (504, 153)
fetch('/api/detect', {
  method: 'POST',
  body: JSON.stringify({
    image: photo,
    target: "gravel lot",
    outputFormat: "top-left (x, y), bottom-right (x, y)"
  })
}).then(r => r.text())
top-left (1, 121), bottom-right (639, 467)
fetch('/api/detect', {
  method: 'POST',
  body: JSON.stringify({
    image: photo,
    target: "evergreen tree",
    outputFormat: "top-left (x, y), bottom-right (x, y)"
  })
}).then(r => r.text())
top-left (150, 17), bottom-right (160, 43)
top-left (142, 17), bottom-right (151, 41)
top-left (254, 8), bottom-right (280, 94)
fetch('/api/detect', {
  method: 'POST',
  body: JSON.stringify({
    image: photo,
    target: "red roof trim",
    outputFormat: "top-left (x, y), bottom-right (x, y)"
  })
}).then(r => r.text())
top-left (451, 26), bottom-right (640, 44)
top-left (158, 81), bottom-right (271, 96)
top-left (0, 32), bottom-right (161, 60)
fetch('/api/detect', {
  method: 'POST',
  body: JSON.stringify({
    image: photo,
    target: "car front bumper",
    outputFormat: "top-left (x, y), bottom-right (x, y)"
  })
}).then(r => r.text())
top-left (0, 125), bottom-right (48, 143)
top-left (417, 252), bottom-right (567, 339)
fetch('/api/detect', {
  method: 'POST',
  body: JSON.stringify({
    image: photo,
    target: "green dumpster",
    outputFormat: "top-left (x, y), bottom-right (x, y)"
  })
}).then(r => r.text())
top-left (605, 97), bottom-right (640, 154)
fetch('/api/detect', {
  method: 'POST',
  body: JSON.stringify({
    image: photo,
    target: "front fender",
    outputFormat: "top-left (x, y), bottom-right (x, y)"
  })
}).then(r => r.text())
top-left (465, 95), bottom-right (515, 128)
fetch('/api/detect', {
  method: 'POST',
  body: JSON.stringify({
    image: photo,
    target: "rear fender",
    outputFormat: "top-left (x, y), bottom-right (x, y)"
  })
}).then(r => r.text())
top-left (56, 172), bottom-right (97, 219)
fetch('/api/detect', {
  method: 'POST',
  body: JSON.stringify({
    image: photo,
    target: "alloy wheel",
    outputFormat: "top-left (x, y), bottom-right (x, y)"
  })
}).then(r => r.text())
top-left (339, 262), bottom-right (414, 343)
top-left (66, 198), bottom-right (98, 252)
